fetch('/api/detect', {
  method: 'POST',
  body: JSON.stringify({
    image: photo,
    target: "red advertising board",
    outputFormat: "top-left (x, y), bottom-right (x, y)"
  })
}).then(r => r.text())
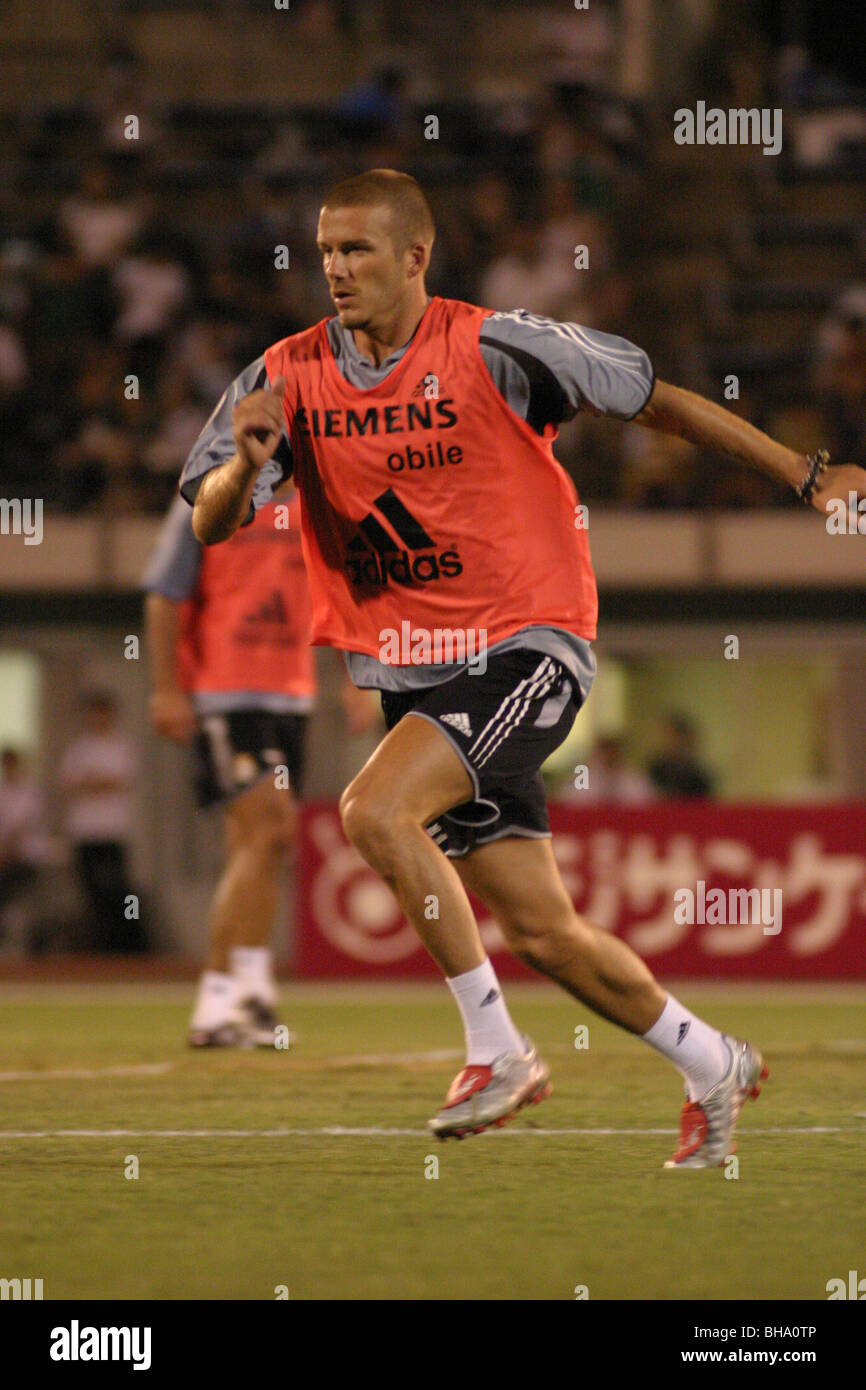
top-left (296, 802), bottom-right (866, 979)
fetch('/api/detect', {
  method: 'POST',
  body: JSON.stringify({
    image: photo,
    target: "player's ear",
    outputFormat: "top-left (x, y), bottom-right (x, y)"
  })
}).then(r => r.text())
top-left (407, 240), bottom-right (430, 277)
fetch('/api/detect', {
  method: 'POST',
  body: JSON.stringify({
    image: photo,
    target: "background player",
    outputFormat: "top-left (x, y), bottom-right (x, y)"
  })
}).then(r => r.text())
top-left (143, 481), bottom-right (314, 1046)
top-left (179, 170), bottom-right (866, 1165)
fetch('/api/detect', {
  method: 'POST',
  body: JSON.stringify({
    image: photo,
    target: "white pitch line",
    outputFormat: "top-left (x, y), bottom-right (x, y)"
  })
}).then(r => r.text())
top-left (0, 1063), bottom-right (173, 1082)
top-left (0, 1051), bottom-right (461, 1080)
top-left (0, 1125), bottom-right (857, 1140)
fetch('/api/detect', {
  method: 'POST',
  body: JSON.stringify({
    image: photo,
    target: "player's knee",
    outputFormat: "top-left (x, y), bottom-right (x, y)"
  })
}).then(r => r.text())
top-left (262, 815), bottom-right (295, 856)
top-left (338, 782), bottom-right (360, 841)
top-left (245, 822), bottom-right (282, 862)
top-left (230, 803), bottom-right (291, 859)
top-left (512, 933), bottom-right (574, 975)
top-left (340, 786), bottom-right (382, 855)
top-left (340, 785), bottom-right (404, 871)
top-left (267, 794), bottom-right (301, 852)
top-left (508, 926), bottom-right (547, 972)
top-left (274, 814), bottom-right (298, 851)
top-left (502, 902), bottom-right (582, 973)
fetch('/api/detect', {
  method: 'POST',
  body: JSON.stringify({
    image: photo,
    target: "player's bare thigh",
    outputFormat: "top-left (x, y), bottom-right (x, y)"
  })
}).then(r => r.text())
top-left (340, 712), bottom-right (473, 837)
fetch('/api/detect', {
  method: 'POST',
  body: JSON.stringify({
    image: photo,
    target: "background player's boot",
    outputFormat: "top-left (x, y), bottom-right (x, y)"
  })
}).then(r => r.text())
top-left (429, 1035), bottom-right (551, 1139)
top-left (664, 1036), bottom-right (768, 1168)
top-left (237, 996), bottom-right (293, 1049)
top-left (188, 1020), bottom-right (247, 1048)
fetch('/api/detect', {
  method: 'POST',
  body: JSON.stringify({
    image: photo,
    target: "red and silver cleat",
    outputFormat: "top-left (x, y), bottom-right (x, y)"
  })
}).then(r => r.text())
top-left (665, 1036), bottom-right (769, 1168)
top-left (429, 1036), bottom-right (551, 1140)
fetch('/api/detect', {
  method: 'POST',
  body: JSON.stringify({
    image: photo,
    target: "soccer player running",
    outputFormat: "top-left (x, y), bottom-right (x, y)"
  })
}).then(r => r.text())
top-left (144, 482), bottom-right (314, 1047)
top-left (180, 170), bottom-right (866, 1166)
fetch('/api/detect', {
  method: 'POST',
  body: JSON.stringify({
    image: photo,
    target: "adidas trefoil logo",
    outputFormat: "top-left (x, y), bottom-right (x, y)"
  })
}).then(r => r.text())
top-left (345, 488), bottom-right (462, 588)
top-left (244, 589), bottom-right (288, 624)
top-left (411, 371), bottom-right (440, 398)
top-left (441, 712), bottom-right (472, 737)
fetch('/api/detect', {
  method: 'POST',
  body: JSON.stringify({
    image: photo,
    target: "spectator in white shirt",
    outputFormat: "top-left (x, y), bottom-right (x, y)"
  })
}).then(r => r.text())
top-left (58, 691), bottom-right (147, 952)
top-left (565, 734), bottom-right (657, 805)
top-left (58, 163), bottom-right (144, 271)
top-left (479, 221), bottom-right (575, 320)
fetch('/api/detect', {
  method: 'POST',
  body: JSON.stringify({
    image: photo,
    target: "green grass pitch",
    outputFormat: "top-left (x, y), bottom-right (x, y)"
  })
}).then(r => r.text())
top-left (0, 981), bottom-right (864, 1300)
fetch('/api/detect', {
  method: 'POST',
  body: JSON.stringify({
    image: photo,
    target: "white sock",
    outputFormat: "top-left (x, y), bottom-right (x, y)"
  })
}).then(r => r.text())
top-left (446, 958), bottom-right (524, 1065)
top-left (642, 995), bottom-right (732, 1101)
top-left (229, 946), bottom-right (275, 1005)
top-left (190, 971), bottom-right (240, 1030)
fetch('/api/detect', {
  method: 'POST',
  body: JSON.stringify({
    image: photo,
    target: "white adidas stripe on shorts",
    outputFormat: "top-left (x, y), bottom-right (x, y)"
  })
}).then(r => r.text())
top-left (467, 657), bottom-right (559, 769)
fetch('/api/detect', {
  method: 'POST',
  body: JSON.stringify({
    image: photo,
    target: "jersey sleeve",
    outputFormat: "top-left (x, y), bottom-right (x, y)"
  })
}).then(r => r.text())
top-left (141, 493), bottom-right (203, 600)
top-left (178, 355), bottom-right (294, 521)
top-left (479, 309), bottom-right (654, 429)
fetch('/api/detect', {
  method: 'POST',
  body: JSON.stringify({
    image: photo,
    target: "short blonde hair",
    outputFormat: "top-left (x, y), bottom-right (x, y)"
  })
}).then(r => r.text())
top-left (321, 169), bottom-right (435, 249)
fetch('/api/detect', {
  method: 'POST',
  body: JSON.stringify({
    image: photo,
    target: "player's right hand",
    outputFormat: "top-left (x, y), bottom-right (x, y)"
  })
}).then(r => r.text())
top-left (232, 376), bottom-right (287, 471)
top-left (340, 681), bottom-right (382, 735)
top-left (149, 689), bottom-right (196, 744)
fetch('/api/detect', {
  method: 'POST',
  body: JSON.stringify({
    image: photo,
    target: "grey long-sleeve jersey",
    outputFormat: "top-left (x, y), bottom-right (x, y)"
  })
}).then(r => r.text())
top-left (179, 305), bottom-right (653, 697)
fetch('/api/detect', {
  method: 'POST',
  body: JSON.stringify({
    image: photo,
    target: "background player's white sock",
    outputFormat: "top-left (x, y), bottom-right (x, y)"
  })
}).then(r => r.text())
top-left (190, 970), bottom-right (240, 1029)
top-left (447, 958), bottom-right (525, 1065)
top-left (642, 995), bottom-right (732, 1101)
top-left (229, 946), bottom-right (276, 1005)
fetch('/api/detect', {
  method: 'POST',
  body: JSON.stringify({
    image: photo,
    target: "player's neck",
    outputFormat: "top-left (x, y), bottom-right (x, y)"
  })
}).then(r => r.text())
top-left (351, 291), bottom-right (431, 367)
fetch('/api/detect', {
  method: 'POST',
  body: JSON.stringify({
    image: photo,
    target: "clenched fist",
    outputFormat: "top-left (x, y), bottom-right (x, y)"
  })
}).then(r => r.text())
top-left (232, 376), bottom-right (287, 471)
top-left (149, 688), bottom-right (196, 744)
top-left (810, 463), bottom-right (866, 523)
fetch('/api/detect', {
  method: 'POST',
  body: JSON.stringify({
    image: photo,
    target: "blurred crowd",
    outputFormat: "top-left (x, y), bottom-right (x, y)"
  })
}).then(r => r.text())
top-left (0, 692), bottom-right (147, 955)
top-left (551, 711), bottom-right (716, 805)
top-left (0, 5), bottom-right (864, 516)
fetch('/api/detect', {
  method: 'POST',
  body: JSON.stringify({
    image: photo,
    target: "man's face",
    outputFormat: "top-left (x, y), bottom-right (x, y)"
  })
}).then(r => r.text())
top-left (316, 203), bottom-right (414, 332)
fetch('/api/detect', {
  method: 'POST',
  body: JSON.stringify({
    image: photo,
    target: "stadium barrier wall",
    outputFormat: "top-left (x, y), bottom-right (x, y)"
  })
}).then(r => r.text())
top-left (3, 512), bottom-right (866, 590)
top-left (296, 801), bottom-right (866, 979)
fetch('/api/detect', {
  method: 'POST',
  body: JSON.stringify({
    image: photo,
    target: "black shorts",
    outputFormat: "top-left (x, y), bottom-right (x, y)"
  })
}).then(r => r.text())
top-left (193, 709), bottom-right (308, 808)
top-left (381, 649), bottom-right (583, 858)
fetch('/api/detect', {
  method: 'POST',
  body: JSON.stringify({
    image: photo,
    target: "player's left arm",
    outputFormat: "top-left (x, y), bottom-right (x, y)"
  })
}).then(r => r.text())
top-left (480, 313), bottom-right (864, 517)
top-left (141, 494), bottom-right (201, 742)
top-left (632, 379), bottom-right (866, 516)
